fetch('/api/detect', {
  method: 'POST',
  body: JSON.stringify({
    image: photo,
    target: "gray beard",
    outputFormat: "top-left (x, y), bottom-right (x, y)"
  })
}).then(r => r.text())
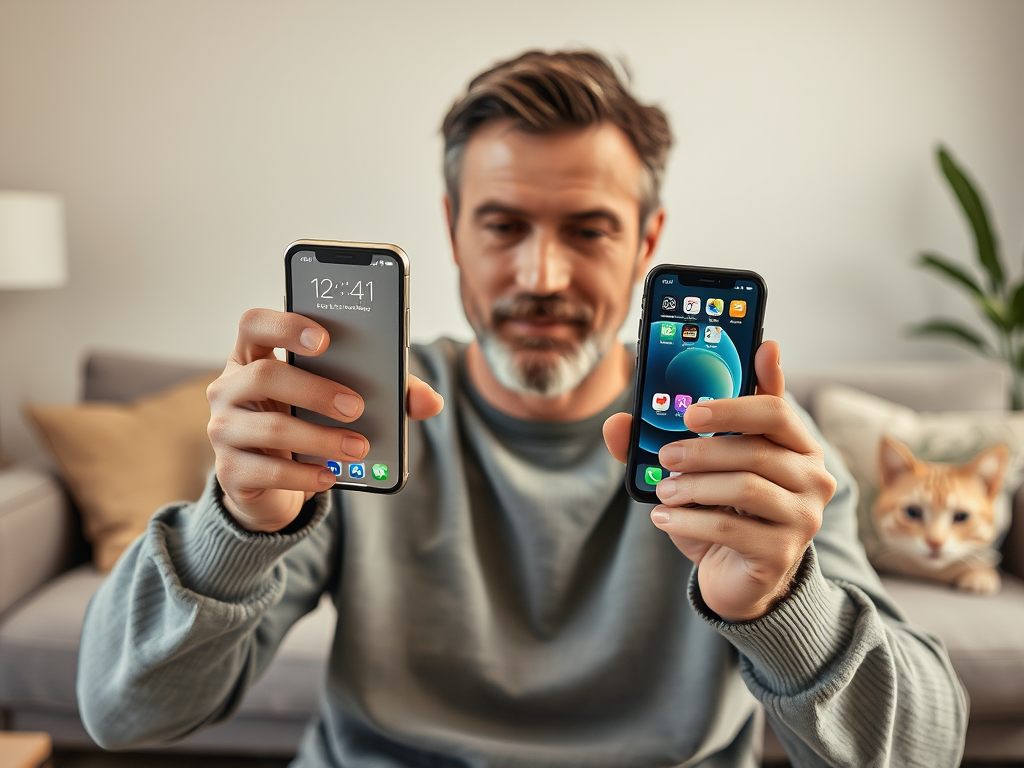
top-left (477, 332), bottom-right (608, 398)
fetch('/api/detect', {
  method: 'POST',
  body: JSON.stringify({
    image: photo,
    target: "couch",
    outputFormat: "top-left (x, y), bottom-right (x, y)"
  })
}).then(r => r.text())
top-left (0, 351), bottom-right (1022, 761)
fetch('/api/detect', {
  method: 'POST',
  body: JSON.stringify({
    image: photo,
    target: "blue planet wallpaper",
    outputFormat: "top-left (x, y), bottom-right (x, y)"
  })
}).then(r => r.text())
top-left (638, 321), bottom-right (743, 454)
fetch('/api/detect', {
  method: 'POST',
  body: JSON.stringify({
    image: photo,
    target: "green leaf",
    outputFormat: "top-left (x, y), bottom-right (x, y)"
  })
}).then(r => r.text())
top-left (917, 252), bottom-right (985, 299)
top-left (977, 295), bottom-right (1014, 333)
top-left (938, 146), bottom-right (1003, 293)
top-left (1011, 280), bottom-right (1024, 329)
top-left (908, 318), bottom-right (993, 355)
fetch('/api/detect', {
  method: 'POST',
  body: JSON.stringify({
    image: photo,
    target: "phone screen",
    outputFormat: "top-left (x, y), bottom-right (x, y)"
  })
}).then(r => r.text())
top-left (627, 266), bottom-right (766, 502)
top-left (286, 242), bottom-right (408, 493)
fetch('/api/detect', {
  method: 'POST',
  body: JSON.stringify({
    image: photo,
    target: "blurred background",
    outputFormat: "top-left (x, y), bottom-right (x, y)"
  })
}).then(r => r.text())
top-left (0, 0), bottom-right (1021, 464)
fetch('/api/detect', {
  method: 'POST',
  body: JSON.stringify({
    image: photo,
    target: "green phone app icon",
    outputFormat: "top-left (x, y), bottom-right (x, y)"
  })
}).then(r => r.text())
top-left (660, 322), bottom-right (676, 339)
top-left (371, 463), bottom-right (388, 481)
top-left (644, 466), bottom-right (663, 485)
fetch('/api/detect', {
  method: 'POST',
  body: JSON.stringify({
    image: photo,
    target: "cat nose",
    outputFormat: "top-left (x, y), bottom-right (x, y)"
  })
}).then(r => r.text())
top-left (926, 539), bottom-right (943, 555)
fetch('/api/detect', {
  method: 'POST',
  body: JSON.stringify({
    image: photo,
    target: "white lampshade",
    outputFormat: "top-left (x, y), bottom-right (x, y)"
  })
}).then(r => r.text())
top-left (0, 190), bottom-right (69, 290)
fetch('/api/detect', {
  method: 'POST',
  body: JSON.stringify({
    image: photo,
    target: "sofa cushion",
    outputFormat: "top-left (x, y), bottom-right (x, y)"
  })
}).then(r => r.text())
top-left (27, 374), bottom-right (220, 571)
top-left (0, 565), bottom-right (334, 722)
top-left (881, 572), bottom-right (1024, 717)
top-left (83, 350), bottom-right (221, 404)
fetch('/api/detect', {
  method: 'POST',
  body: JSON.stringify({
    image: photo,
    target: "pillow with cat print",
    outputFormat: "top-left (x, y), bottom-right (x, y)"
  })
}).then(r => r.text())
top-left (872, 435), bottom-right (1008, 593)
top-left (813, 385), bottom-right (1024, 588)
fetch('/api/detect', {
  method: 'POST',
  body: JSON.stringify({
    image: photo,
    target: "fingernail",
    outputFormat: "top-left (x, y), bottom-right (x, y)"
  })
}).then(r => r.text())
top-left (685, 405), bottom-right (711, 428)
top-left (661, 444), bottom-right (685, 466)
top-left (433, 390), bottom-right (445, 406)
top-left (319, 470), bottom-right (336, 484)
top-left (651, 510), bottom-right (671, 525)
top-left (335, 393), bottom-right (361, 418)
top-left (342, 436), bottom-right (366, 458)
top-left (300, 328), bottom-right (324, 351)
top-left (658, 478), bottom-right (678, 497)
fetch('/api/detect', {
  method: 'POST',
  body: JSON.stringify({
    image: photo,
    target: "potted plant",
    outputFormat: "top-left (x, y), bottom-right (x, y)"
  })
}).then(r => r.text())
top-left (911, 145), bottom-right (1024, 410)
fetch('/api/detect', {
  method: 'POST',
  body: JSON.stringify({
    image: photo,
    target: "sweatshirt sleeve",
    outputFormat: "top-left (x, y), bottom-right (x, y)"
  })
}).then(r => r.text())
top-left (77, 475), bottom-right (339, 750)
top-left (688, 398), bottom-right (968, 768)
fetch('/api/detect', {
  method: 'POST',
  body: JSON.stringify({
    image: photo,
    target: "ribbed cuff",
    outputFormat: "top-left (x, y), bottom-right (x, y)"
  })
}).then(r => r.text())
top-left (688, 545), bottom-right (859, 696)
top-left (161, 475), bottom-right (332, 604)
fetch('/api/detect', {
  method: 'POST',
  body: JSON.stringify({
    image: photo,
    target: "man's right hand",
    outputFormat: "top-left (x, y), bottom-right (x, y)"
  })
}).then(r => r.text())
top-left (206, 308), bottom-right (444, 533)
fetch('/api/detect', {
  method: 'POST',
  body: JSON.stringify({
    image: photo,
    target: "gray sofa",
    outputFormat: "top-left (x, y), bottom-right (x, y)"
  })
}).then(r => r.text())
top-left (0, 351), bottom-right (1022, 761)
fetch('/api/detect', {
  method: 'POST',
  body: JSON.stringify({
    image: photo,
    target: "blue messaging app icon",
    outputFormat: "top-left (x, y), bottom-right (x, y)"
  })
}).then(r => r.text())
top-left (326, 460), bottom-right (342, 476)
top-left (348, 463), bottom-right (365, 480)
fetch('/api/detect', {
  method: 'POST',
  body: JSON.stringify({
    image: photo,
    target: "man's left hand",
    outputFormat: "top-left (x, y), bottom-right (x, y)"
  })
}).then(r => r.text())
top-left (603, 341), bottom-right (837, 622)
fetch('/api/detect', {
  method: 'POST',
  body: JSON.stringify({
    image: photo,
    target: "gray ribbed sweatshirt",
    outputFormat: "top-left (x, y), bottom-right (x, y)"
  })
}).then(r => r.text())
top-left (77, 339), bottom-right (967, 767)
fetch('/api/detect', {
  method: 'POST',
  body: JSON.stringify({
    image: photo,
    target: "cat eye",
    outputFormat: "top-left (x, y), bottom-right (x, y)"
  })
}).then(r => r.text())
top-left (904, 505), bottom-right (924, 520)
top-left (953, 511), bottom-right (970, 523)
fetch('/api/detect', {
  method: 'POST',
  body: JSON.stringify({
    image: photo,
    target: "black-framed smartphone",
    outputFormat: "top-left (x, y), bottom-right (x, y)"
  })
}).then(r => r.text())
top-left (625, 264), bottom-right (768, 504)
top-left (284, 239), bottom-right (410, 494)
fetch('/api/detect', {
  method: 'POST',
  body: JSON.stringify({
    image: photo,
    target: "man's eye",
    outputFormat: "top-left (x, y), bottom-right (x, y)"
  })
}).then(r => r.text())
top-left (575, 227), bottom-right (606, 240)
top-left (485, 221), bottom-right (524, 235)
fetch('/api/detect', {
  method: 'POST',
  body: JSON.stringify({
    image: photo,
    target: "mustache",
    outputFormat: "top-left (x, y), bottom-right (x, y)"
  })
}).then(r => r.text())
top-left (491, 294), bottom-right (595, 326)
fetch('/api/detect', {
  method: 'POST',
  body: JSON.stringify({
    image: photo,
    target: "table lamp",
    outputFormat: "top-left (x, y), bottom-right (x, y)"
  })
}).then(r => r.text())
top-left (0, 190), bottom-right (68, 289)
top-left (0, 190), bottom-right (69, 465)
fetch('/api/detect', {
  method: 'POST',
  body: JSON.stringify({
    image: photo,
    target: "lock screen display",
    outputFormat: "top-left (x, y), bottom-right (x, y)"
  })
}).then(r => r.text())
top-left (287, 245), bottom-right (406, 492)
top-left (631, 269), bottom-right (765, 494)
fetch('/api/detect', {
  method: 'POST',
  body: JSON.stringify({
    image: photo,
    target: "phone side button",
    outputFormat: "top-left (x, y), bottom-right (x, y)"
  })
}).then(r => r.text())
top-left (283, 295), bottom-right (286, 311)
top-left (405, 308), bottom-right (411, 344)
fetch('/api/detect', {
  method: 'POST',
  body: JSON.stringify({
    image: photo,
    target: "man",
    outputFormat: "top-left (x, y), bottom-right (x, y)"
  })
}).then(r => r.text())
top-left (79, 51), bottom-right (966, 767)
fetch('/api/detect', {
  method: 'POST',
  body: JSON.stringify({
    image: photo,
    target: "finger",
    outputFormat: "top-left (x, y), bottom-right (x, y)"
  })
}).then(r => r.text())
top-left (655, 470), bottom-right (802, 527)
top-left (651, 504), bottom-right (791, 558)
top-left (659, 434), bottom-right (810, 493)
top-left (682, 394), bottom-right (819, 455)
top-left (408, 375), bottom-right (444, 421)
top-left (754, 340), bottom-right (785, 398)
top-left (209, 411), bottom-right (369, 461)
top-left (208, 358), bottom-right (364, 423)
top-left (217, 448), bottom-right (338, 496)
top-left (232, 308), bottom-right (330, 366)
top-left (665, 533), bottom-right (714, 566)
top-left (603, 412), bottom-right (633, 464)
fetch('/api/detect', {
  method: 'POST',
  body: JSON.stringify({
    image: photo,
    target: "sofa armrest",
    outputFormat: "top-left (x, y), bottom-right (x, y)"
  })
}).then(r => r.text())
top-left (0, 465), bottom-right (73, 617)
top-left (1002, 485), bottom-right (1024, 581)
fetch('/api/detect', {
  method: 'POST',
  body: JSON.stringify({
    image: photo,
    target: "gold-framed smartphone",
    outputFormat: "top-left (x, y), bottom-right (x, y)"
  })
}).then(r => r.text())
top-left (285, 239), bottom-right (410, 494)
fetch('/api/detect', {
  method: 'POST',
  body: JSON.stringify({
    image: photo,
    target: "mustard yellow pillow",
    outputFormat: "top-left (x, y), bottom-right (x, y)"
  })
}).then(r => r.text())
top-left (27, 372), bottom-right (219, 571)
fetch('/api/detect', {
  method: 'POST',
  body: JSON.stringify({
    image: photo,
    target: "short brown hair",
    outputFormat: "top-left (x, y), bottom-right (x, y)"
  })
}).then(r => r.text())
top-left (441, 50), bottom-right (673, 230)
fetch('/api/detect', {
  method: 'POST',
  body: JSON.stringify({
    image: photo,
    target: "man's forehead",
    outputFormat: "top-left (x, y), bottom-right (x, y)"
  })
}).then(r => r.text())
top-left (459, 121), bottom-right (643, 216)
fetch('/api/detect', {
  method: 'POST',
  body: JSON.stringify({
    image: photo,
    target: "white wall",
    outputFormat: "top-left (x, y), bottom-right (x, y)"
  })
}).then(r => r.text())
top-left (1, 0), bottom-right (1022, 463)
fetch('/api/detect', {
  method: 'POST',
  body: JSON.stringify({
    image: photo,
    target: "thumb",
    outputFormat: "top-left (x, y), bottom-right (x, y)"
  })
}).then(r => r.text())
top-left (603, 412), bottom-right (633, 464)
top-left (754, 340), bottom-right (785, 398)
top-left (407, 375), bottom-right (444, 420)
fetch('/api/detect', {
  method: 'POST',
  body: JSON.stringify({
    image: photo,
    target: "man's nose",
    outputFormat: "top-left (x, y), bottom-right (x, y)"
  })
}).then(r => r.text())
top-left (514, 231), bottom-right (571, 295)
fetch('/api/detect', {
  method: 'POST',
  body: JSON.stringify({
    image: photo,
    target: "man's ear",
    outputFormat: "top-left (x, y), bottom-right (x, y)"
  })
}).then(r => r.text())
top-left (634, 207), bottom-right (666, 283)
top-left (443, 195), bottom-right (460, 266)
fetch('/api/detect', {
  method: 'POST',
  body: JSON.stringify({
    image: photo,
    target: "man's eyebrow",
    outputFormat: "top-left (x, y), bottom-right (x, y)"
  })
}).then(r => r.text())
top-left (472, 203), bottom-right (623, 231)
top-left (564, 209), bottom-right (622, 230)
top-left (472, 202), bottom-right (530, 221)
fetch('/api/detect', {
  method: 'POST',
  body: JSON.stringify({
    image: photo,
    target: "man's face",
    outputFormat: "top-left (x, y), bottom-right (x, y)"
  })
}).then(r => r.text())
top-left (450, 121), bottom-right (657, 397)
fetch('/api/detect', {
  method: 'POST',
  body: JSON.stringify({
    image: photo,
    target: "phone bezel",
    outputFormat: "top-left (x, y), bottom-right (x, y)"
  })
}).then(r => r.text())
top-left (625, 264), bottom-right (768, 504)
top-left (284, 239), bottom-right (410, 494)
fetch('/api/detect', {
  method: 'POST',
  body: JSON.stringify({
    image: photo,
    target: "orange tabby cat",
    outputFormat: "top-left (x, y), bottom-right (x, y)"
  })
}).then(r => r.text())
top-left (870, 435), bottom-right (1009, 594)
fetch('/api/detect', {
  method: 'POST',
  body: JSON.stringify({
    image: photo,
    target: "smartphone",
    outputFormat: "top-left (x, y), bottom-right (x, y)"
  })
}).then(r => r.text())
top-left (284, 239), bottom-right (410, 494)
top-left (625, 264), bottom-right (767, 504)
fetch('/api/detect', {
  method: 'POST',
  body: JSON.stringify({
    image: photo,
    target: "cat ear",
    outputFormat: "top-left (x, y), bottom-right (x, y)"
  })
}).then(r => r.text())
top-left (965, 443), bottom-right (1010, 500)
top-left (878, 436), bottom-right (919, 485)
